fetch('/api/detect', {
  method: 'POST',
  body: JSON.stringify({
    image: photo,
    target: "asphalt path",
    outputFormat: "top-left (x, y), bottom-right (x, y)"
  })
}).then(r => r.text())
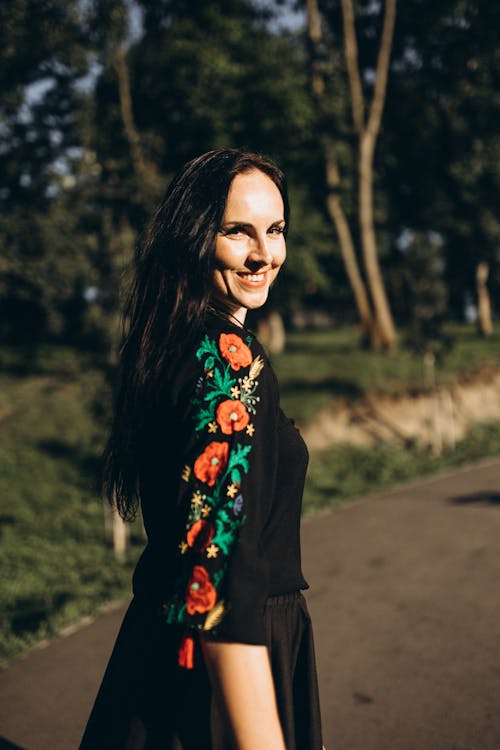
top-left (1, 458), bottom-right (499, 749)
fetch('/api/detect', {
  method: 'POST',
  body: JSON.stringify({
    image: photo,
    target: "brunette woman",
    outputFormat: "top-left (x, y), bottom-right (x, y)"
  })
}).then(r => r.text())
top-left (80, 148), bottom-right (323, 750)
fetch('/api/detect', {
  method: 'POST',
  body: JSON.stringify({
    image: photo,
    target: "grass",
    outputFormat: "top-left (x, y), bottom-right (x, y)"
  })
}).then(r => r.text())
top-left (273, 323), bottom-right (500, 423)
top-left (0, 362), bottom-right (144, 668)
top-left (1, 324), bottom-right (499, 666)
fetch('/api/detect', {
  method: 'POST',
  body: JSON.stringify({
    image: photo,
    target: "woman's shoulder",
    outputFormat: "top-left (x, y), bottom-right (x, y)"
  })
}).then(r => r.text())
top-left (204, 312), bottom-right (265, 355)
top-left (171, 313), bottom-right (275, 410)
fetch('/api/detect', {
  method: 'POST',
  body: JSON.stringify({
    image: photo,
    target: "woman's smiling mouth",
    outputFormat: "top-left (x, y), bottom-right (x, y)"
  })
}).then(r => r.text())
top-left (236, 271), bottom-right (269, 288)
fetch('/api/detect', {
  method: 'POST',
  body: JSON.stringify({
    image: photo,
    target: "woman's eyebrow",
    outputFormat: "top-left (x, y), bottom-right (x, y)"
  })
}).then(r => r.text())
top-left (220, 221), bottom-right (254, 228)
top-left (221, 219), bottom-right (286, 226)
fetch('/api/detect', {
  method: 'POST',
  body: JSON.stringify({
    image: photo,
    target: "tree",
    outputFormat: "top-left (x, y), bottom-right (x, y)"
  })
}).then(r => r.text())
top-left (0, 0), bottom-right (93, 344)
top-left (305, 0), bottom-right (398, 349)
top-left (381, 0), bottom-right (500, 328)
top-left (87, 0), bottom-right (335, 334)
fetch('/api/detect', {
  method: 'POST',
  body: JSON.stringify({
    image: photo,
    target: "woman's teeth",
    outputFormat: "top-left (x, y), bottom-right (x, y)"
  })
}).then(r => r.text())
top-left (237, 272), bottom-right (265, 281)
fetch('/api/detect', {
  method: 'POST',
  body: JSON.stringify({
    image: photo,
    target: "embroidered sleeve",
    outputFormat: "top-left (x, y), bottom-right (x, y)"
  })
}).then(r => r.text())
top-left (161, 330), bottom-right (275, 645)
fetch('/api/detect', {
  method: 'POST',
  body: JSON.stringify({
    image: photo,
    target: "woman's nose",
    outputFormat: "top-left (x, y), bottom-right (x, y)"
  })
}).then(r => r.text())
top-left (249, 233), bottom-right (273, 264)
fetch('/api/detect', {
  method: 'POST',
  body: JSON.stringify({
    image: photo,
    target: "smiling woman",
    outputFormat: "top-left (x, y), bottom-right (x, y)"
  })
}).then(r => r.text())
top-left (213, 170), bottom-right (287, 321)
top-left (79, 149), bottom-right (324, 750)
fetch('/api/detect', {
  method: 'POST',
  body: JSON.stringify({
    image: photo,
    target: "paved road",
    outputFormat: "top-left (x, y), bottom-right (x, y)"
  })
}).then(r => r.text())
top-left (1, 459), bottom-right (500, 749)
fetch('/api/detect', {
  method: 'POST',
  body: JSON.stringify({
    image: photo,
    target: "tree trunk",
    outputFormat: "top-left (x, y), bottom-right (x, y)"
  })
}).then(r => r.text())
top-left (325, 186), bottom-right (374, 339)
top-left (358, 133), bottom-right (397, 349)
top-left (113, 47), bottom-right (147, 178)
top-left (112, 45), bottom-right (162, 205)
top-left (476, 261), bottom-right (493, 336)
top-left (306, 0), bottom-right (374, 340)
top-left (341, 0), bottom-right (398, 350)
top-left (257, 310), bottom-right (286, 354)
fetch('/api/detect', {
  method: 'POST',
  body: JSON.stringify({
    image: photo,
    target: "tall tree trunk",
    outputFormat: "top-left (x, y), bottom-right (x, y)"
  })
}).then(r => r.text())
top-left (113, 47), bottom-right (147, 178)
top-left (341, 0), bottom-right (398, 350)
top-left (358, 133), bottom-right (397, 348)
top-left (306, 0), bottom-right (374, 340)
top-left (324, 151), bottom-right (374, 338)
top-left (476, 261), bottom-right (493, 336)
top-left (112, 44), bottom-right (162, 206)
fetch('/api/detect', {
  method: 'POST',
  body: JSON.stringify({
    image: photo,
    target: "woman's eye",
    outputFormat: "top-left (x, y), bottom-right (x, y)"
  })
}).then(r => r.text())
top-left (221, 226), bottom-right (246, 236)
top-left (269, 226), bottom-right (285, 235)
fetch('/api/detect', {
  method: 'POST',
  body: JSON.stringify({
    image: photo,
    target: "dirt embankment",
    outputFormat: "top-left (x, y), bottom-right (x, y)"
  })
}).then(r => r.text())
top-left (301, 368), bottom-right (500, 453)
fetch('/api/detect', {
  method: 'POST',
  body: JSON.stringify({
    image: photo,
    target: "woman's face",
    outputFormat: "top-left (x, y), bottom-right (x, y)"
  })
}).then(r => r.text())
top-left (212, 169), bottom-right (286, 324)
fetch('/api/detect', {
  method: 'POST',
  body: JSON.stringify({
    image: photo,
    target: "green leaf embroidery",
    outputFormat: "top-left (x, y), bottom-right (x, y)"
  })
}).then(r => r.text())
top-left (212, 364), bottom-right (236, 395)
top-left (196, 335), bottom-right (219, 360)
top-left (228, 444), bottom-right (251, 473)
top-left (204, 388), bottom-right (228, 403)
top-left (195, 407), bottom-right (215, 431)
top-left (231, 467), bottom-right (242, 485)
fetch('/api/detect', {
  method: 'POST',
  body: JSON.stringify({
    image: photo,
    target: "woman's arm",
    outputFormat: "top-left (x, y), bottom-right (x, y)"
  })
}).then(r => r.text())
top-left (201, 639), bottom-right (286, 750)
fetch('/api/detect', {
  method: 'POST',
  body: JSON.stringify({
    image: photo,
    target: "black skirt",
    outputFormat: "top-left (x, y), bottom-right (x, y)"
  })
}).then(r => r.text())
top-left (79, 592), bottom-right (323, 750)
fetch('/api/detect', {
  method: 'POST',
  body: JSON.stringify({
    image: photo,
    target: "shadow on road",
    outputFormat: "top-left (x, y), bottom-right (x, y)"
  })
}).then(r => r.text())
top-left (448, 490), bottom-right (500, 505)
top-left (0, 737), bottom-right (27, 750)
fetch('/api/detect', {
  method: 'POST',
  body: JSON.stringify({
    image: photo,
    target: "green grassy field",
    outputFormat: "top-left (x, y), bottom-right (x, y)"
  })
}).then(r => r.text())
top-left (1, 324), bottom-right (500, 666)
top-left (0, 359), bottom-right (144, 667)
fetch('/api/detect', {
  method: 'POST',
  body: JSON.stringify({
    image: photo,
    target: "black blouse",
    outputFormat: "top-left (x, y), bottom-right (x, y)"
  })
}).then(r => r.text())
top-left (132, 313), bottom-right (309, 647)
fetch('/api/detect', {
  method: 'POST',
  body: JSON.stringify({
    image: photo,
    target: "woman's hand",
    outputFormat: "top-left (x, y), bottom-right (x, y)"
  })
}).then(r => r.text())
top-left (201, 639), bottom-right (286, 750)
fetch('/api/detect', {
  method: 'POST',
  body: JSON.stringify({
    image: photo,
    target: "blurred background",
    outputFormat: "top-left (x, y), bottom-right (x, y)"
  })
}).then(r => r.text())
top-left (1, 0), bottom-right (499, 667)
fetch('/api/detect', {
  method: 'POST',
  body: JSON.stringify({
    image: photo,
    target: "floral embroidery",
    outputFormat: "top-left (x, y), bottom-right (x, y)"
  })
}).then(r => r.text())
top-left (186, 520), bottom-right (215, 551)
top-left (216, 399), bottom-right (250, 434)
top-left (178, 634), bottom-right (195, 669)
top-left (193, 441), bottom-right (229, 486)
top-left (186, 566), bottom-right (217, 615)
top-left (226, 483), bottom-right (238, 498)
top-left (219, 333), bottom-right (253, 370)
top-left (162, 329), bottom-right (264, 657)
top-left (233, 494), bottom-right (244, 517)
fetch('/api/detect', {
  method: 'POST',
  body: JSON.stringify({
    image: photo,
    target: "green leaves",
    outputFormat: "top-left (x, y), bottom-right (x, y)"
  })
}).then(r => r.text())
top-left (227, 444), bottom-right (251, 475)
top-left (212, 364), bottom-right (236, 396)
top-left (196, 335), bottom-right (219, 362)
top-left (195, 407), bottom-right (215, 432)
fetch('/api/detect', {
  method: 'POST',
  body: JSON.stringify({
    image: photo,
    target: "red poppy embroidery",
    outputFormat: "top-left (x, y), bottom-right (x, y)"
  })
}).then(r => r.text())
top-left (187, 520), bottom-right (215, 550)
top-left (186, 565), bottom-right (217, 615)
top-left (219, 333), bottom-right (252, 371)
top-left (216, 399), bottom-right (250, 435)
top-left (178, 634), bottom-right (195, 669)
top-left (193, 441), bottom-right (229, 486)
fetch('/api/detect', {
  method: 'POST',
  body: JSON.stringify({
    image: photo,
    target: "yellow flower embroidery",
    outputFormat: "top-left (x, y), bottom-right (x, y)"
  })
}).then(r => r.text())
top-left (226, 483), bottom-right (238, 498)
top-left (208, 421), bottom-right (217, 433)
top-left (181, 465), bottom-right (191, 482)
top-left (206, 370), bottom-right (214, 378)
top-left (241, 376), bottom-right (252, 392)
top-left (179, 541), bottom-right (188, 554)
top-left (201, 504), bottom-right (211, 518)
top-left (230, 385), bottom-right (241, 399)
top-left (191, 491), bottom-right (203, 507)
top-left (206, 544), bottom-right (219, 559)
top-left (245, 423), bottom-right (255, 436)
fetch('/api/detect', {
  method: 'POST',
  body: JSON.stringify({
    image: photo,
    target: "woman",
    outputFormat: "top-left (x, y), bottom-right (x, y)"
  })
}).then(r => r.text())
top-left (80, 148), bottom-right (324, 749)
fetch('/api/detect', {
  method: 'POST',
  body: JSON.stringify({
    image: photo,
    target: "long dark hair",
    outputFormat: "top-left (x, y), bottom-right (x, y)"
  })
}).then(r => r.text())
top-left (104, 148), bottom-right (289, 520)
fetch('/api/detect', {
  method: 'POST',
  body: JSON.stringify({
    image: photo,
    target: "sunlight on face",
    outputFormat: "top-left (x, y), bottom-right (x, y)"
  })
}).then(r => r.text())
top-left (212, 170), bottom-right (286, 324)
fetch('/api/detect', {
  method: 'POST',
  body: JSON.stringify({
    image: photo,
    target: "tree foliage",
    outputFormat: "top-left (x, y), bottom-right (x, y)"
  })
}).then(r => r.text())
top-left (0, 0), bottom-right (498, 349)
